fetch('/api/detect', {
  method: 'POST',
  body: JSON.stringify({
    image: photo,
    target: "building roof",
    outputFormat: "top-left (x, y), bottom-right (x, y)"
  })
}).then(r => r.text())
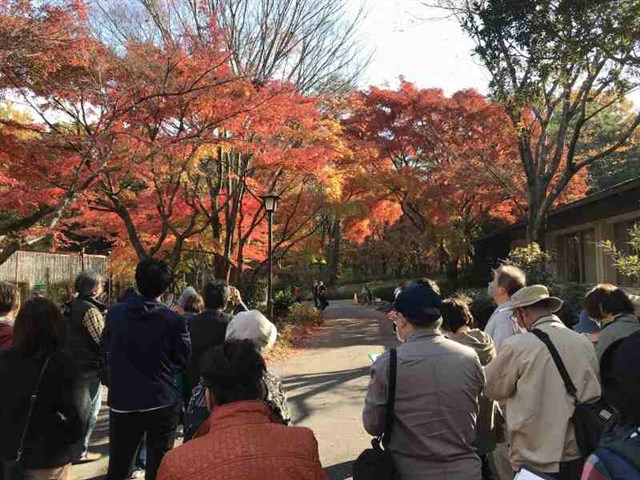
top-left (475, 176), bottom-right (640, 243)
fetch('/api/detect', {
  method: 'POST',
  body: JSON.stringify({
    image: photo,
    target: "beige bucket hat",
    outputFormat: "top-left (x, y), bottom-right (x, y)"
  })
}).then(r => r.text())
top-left (499, 284), bottom-right (563, 313)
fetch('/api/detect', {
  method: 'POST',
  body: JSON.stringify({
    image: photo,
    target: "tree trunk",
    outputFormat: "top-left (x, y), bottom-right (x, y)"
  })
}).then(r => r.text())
top-left (329, 218), bottom-right (341, 284)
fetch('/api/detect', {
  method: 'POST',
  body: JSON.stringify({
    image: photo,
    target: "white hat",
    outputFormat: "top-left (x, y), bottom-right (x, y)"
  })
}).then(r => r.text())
top-left (499, 284), bottom-right (563, 313)
top-left (225, 310), bottom-right (278, 353)
top-left (177, 286), bottom-right (197, 308)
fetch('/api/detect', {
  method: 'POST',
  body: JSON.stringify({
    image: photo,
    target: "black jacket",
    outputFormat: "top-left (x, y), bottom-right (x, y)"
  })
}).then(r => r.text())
top-left (186, 309), bottom-right (231, 391)
top-left (101, 293), bottom-right (191, 411)
top-left (0, 350), bottom-right (88, 469)
top-left (63, 296), bottom-right (105, 373)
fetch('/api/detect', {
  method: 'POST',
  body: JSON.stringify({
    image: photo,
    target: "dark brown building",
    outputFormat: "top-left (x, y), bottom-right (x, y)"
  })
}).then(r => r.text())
top-left (473, 177), bottom-right (640, 286)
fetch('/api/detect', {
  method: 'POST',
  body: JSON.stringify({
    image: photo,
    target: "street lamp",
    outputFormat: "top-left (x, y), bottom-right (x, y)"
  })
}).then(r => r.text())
top-left (260, 192), bottom-right (280, 317)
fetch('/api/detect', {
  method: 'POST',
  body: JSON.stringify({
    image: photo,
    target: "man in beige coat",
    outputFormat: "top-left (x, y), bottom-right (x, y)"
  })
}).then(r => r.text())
top-left (485, 285), bottom-right (601, 480)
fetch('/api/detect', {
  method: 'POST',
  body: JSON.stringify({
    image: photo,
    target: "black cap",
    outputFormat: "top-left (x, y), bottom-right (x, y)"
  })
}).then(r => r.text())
top-left (393, 283), bottom-right (442, 322)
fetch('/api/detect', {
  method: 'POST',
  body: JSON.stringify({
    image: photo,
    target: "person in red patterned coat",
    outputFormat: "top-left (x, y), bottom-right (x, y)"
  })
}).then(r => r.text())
top-left (157, 340), bottom-right (326, 480)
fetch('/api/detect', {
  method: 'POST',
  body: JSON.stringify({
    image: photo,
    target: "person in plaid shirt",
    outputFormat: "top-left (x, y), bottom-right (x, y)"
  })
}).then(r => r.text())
top-left (63, 270), bottom-right (106, 464)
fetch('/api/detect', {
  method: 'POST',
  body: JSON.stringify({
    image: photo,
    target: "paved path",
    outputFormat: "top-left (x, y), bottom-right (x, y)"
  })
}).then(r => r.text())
top-left (73, 300), bottom-right (395, 480)
top-left (272, 300), bottom-right (396, 480)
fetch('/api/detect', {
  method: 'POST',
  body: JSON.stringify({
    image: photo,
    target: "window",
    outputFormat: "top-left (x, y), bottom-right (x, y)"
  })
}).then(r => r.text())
top-left (556, 228), bottom-right (597, 283)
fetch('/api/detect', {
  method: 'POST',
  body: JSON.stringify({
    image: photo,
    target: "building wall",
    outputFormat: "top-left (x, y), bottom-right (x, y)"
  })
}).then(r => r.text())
top-left (547, 210), bottom-right (640, 288)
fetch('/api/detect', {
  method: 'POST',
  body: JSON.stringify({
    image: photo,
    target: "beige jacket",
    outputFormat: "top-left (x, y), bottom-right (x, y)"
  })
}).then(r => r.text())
top-left (484, 315), bottom-right (601, 474)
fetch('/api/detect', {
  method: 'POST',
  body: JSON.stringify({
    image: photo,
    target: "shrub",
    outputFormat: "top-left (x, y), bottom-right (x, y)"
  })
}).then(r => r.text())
top-left (287, 303), bottom-right (322, 326)
top-left (550, 282), bottom-right (589, 327)
top-left (273, 289), bottom-right (295, 318)
top-left (600, 221), bottom-right (640, 286)
top-left (373, 285), bottom-right (396, 302)
top-left (237, 278), bottom-right (267, 309)
top-left (503, 242), bottom-right (554, 286)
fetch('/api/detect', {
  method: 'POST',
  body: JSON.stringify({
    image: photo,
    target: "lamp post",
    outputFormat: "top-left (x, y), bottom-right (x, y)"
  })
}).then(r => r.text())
top-left (260, 192), bottom-right (280, 318)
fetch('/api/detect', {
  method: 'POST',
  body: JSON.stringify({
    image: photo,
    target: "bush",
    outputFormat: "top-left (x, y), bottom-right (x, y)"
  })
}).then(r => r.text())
top-left (273, 289), bottom-right (295, 318)
top-left (287, 303), bottom-right (322, 326)
top-left (503, 242), bottom-right (554, 286)
top-left (237, 278), bottom-right (267, 309)
top-left (551, 282), bottom-right (589, 327)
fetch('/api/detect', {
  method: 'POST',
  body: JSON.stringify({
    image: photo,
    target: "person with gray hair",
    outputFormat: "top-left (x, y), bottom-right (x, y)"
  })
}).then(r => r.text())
top-left (62, 269), bottom-right (106, 464)
top-left (184, 310), bottom-right (291, 440)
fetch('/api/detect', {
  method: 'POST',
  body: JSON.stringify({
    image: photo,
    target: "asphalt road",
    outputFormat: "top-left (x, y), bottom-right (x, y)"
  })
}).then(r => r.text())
top-left (272, 300), bottom-right (397, 480)
top-left (73, 300), bottom-right (396, 480)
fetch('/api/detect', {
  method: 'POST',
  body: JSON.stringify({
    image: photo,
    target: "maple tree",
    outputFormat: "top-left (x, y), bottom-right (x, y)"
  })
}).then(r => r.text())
top-left (0, 0), bottom-right (119, 264)
top-left (342, 81), bottom-right (587, 283)
top-left (433, 0), bottom-right (640, 243)
top-left (0, 0), bottom-right (348, 284)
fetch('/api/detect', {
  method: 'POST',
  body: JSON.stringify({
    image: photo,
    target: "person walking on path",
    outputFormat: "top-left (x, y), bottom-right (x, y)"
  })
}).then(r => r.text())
top-left (441, 297), bottom-right (499, 480)
top-left (0, 281), bottom-right (20, 350)
top-left (157, 341), bottom-right (325, 480)
top-left (363, 283), bottom-right (485, 480)
top-left (584, 284), bottom-right (640, 361)
top-left (102, 258), bottom-right (191, 480)
top-left (63, 270), bottom-right (106, 464)
top-left (485, 265), bottom-right (526, 352)
top-left (0, 298), bottom-right (88, 480)
top-left (485, 285), bottom-right (601, 479)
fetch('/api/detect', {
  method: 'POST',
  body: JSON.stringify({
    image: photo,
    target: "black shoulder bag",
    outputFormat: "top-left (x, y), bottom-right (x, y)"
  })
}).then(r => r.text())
top-left (2, 356), bottom-right (51, 480)
top-left (353, 348), bottom-right (399, 480)
top-left (531, 329), bottom-right (616, 456)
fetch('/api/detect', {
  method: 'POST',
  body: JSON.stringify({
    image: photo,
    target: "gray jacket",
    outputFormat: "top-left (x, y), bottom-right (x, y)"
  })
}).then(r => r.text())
top-left (596, 313), bottom-right (640, 361)
top-left (363, 330), bottom-right (484, 480)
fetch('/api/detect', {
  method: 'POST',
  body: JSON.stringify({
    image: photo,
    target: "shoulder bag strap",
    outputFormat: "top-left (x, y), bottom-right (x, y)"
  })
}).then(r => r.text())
top-left (383, 348), bottom-right (398, 442)
top-left (531, 329), bottom-right (578, 399)
top-left (13, 356), bottom-right (51, 462)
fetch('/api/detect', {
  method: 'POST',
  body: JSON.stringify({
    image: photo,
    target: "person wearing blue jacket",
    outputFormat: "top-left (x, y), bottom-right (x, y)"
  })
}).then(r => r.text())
top-left (101, 258), bottom-right (191, 480)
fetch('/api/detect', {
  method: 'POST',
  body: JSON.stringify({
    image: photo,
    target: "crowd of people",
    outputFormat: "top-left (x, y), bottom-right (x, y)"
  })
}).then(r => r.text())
top-left (0, 259), bottom-right (639, 480)
top-left (372, 267), bottom-right (640, 480)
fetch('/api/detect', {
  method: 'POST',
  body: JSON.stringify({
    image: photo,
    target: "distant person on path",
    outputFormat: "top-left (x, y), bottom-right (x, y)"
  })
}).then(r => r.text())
top-left (157, 341), bottom-right (325, 480)
top-left (441, 297), bottom-right (499, 480)
top-left (102, 258), bottom-right (191, 480)
top-left (317, 284), bottom-right (329, 311)
top-left (294, 285), bottom-right (302, 304)
top-left (312, 280), bottom-right (319, 308)
top-left (485, 265), bottom-right (526, 352)
top-left (363, 283), bottom-right (484, 480)
top-left (0, 281), bottom-right (20, 350)
top-left (485, 285), bottom-right (601, 479)
top-left (63, 270), bottom-right (106, 464)
top-left (584, 284), bottom-right (640, 361)
top-left (0, 298), bottom-right (88, 480)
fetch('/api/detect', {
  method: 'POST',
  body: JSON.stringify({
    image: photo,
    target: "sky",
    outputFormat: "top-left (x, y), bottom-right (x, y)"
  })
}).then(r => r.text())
top-left (353, 0), bottom-right (490, 94)
top-left (354, 0), bottom-right (640, 106)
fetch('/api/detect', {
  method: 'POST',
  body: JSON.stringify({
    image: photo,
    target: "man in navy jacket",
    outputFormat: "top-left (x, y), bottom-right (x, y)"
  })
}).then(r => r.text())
top-left (102, 258), bottom-right (191, 480)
